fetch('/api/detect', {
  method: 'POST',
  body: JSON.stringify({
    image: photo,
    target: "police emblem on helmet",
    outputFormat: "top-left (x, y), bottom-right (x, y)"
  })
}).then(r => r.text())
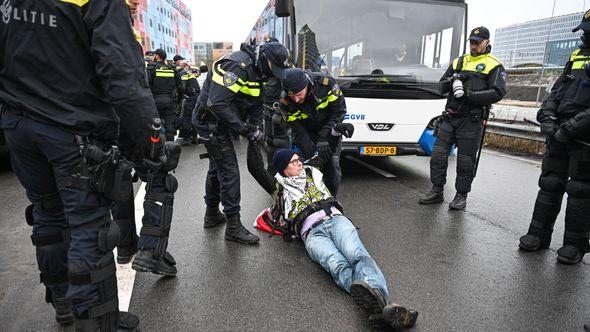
top-left (474, 29), bottom-right (480, 35)
top-left (223, 72), bottom-right (238, 87)
top-left (476, 63), bottom-right (486, 72)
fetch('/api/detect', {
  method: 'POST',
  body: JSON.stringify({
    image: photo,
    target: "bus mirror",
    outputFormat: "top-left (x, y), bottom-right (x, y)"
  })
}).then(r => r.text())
top-left (275, 0), bottom-right (291, 17)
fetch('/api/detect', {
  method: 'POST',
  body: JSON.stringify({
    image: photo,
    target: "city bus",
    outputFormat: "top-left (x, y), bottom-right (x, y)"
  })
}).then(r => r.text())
top-left (248, 0), bottom-right (468, 157)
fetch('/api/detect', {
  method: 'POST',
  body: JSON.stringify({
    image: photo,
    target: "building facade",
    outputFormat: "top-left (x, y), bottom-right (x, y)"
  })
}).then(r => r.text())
top-left (247, 0), bottom-right (285, 44)
top-left (494, 12), bottom-right (583, 68)
top-left (133, 0), bottom-right (193, 62)
top-left (193, 42), bottom-right (233, 67)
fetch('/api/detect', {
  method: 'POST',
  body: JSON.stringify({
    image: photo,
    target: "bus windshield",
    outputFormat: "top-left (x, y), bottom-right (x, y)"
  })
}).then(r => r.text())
top-left (292, 0), bottom-right (466, 84)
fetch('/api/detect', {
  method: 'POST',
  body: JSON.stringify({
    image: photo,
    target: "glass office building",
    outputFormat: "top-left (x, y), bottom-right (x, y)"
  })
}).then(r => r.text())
top-left (494, 12), bottom-right (583, 68)
top-left (133, 0), bottom-right (193, 62)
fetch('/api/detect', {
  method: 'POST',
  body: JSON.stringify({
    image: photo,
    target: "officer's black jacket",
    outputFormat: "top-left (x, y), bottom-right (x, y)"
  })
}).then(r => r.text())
top-left (537, 45), bottom-right (590, 139)
top-left (280, 71), bottom-right (346, 158)
top-left (197, 43), bottom-right (263, 135)
top-left (181, 72), bottom-right (200, 97)
top-left (0, 0), bottom-right (156, 146)
top-left (439, 47), bottom-right (507, 114)
top-left (147, 61), bottom-right (184, 99)
top-left (262, 78), bottom-right (282, 105)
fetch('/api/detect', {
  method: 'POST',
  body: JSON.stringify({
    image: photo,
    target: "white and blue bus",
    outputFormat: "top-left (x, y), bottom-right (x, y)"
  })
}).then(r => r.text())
top-left (249, 0), bottom-right (467, 157)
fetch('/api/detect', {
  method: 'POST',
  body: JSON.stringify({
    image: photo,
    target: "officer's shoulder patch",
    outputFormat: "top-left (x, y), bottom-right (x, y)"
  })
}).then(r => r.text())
top-left (223, 71), bottom-right (238, 87)
top-left (322, 77), bottom-right (330, 86)
top-left (332, 84), bottom-right (342, 97)
top-left (476, 63), bottom-right (486, 72)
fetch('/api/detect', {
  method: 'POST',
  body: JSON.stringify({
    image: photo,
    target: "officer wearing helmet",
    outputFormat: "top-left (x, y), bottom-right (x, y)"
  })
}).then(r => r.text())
top-left (519, 11), bottom-right (590, 265)
top-left (194, 41), bottom-right (290, 245)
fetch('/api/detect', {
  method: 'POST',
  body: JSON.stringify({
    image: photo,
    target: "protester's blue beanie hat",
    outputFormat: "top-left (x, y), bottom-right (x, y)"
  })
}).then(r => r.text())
top-left (272, 149), bottom-right (297, 176)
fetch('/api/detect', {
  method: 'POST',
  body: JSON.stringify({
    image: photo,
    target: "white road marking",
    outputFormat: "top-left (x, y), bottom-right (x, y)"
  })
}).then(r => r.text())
top-left (344, 155), bottom-right (397, 178)
top-left (482, 149), bottom-right (542, 166)
top-left (115, 181), bottom-right (146, 312)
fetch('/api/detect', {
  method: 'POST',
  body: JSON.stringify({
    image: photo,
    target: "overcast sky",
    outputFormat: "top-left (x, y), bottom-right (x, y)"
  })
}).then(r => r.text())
top-left (187, 0), bottom-right (589, 48)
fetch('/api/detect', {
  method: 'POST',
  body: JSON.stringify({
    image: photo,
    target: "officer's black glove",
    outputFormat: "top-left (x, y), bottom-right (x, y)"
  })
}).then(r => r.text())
top-left (247, 128), bottom-right (264, 144)
top-left (161, 141), bottom-right (182, 172)
top-left (140, 133), bottom-right (167, 175)
top-left (554, 129), bottom-right (570, 144)
top-left (540, 121), bottom-right (558, 138)
top-left (333, 123), bottom-right (355, 138)
top-left (316, 139), bottom-right (331, 155)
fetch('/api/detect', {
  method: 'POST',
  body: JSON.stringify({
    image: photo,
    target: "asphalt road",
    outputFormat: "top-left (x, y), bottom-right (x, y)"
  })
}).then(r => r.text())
top-left (1, 140), bottom-right (588, 332)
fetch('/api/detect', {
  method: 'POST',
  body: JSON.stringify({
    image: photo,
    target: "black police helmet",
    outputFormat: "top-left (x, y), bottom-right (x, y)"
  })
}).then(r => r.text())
top-left (154, 49), bottom-right (167, 60)
top-left (260, 41), bottom-right (290, 80)
top-left (469, 27), bottom-right (490, 43)
top-left (282, 68), bottom-right (309, 95)
top-left (573, 10), bottom-right (590, 32)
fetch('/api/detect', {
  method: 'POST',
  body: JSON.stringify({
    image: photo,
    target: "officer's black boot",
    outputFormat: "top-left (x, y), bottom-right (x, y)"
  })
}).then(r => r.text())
top-left (518, 220), bottom-right (553, 251)
top-left (419, 186), bottom-right (444, 205)
top-left (449, 192), bottom-right (467, 210)
top-left (132, 249), bottom-right (177, 276)
top-left (225, 215), bottom-right (260, 245)
top-left (117, 246), bottom-right (138, 264)
top-left (51, 290), bottom-right (74, 325)
top-left (75, 311), bottom-right (139, 331)
top-left (556, 233), bottom-right (590, 265)
top-left (204, 205), bottom-right (227, 228)
top-left (557, 245), bottom-right (585, 265)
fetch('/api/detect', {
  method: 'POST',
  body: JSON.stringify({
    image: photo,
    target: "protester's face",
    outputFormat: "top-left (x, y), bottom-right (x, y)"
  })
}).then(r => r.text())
top-left (288, 86), bottom-right (308, 104)
top-left (469, 39), bottom-right (489, 55)
top-left (284, 154), bottom-right (303, 177)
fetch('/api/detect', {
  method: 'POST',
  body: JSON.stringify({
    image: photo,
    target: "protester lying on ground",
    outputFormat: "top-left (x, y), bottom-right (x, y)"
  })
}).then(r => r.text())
top-left (256, 131), bottom-right (418, 330)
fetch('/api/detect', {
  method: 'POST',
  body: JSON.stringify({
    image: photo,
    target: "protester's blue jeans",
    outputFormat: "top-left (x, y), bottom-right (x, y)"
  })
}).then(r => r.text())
top-left (304, 215), bottom-right (389, 299)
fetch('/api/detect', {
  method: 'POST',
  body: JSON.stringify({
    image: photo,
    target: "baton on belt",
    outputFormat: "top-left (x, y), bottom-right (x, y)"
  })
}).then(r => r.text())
top-left (150, 118), bottom-right (162, 160)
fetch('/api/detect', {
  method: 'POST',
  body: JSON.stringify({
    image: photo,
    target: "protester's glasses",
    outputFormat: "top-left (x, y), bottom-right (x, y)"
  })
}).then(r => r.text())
top-left (289, 158), bottom-right (302, 166)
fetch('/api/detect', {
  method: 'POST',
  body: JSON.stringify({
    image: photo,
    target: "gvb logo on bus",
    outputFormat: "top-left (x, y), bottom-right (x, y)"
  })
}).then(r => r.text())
top-left (1, 0), bottom-right (58, 27)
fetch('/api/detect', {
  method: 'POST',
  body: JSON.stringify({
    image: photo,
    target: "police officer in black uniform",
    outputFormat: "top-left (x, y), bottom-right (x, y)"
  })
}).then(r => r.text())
top-left (519, 11), bottom-right (590, 265)
top-left (178, 64), bottom-right (200, 145)
top-left (0, 0), bottom-right (157, 330)
top-left (195, 41), bottom-right (289, 244)
top-left (419, 27), bottom-right (506, 210)
top-left (279, 68), bottom-right (348, 197)
top-left (148, 49), bottom-right (184, 141)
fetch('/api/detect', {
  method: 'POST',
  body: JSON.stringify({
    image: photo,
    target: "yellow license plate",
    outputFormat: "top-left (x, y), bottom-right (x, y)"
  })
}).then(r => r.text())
top-left (360, 146), bottom-right (397, 156)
